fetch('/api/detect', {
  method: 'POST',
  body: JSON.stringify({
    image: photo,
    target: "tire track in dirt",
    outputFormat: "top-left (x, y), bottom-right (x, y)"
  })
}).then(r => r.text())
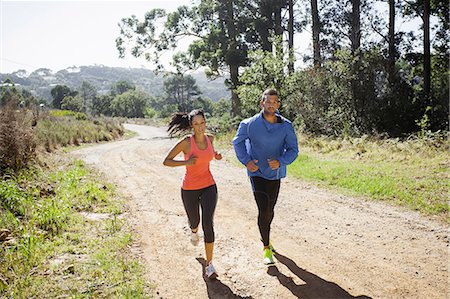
top-left (72, 124), bottom-right (448, 299)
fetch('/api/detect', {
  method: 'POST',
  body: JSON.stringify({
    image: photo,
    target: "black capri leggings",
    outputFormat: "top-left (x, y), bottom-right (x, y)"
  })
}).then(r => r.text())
top-left (181, 184), bottom-right (218, 243)
top-left (250, 176), bottom-right (280, 247)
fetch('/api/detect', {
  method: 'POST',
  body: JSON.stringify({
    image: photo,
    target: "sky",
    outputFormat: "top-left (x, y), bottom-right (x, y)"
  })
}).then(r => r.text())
top-left (1, 0), bottom-right (193, 74)
top-left (1, 0), bottom-right (425, 75)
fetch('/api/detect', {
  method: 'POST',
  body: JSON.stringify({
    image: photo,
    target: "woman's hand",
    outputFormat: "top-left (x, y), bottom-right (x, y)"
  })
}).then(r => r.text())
top-left (186, 155), bottom-right (198, 165)
top-left (215, 151), bottom-right (222, 160)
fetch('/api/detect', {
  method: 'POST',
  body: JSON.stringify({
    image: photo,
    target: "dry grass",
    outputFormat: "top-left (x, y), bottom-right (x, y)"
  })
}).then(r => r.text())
top-left (0, 101), bottom-right (36, 174)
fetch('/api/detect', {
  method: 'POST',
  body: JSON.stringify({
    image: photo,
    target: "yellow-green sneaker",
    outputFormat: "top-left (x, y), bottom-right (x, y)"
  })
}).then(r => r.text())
top-left (263, 248), bottom-right (275, 265)
top-left (269, 240), bottom-right (276, 253)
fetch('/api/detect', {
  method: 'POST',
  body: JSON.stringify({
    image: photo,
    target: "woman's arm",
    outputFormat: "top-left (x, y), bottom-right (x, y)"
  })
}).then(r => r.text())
top-left (208, 135), bottom-right (222, 160)
top-left (163, 137), bottom-right (197, 167)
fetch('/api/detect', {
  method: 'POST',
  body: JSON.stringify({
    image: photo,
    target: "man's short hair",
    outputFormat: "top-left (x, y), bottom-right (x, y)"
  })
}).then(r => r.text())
top-left (262, 88), bottom-right (279, 101)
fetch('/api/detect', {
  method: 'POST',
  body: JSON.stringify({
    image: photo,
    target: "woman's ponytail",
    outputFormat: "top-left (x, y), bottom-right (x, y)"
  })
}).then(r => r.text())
top-left (167, 112), bottom-right (190, 136)
top-left (167, 109), bottom-right (205, 137)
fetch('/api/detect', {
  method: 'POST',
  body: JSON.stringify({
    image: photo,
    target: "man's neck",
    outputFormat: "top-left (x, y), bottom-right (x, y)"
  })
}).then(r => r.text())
top-left (262, 111), bottom-right (277, 124)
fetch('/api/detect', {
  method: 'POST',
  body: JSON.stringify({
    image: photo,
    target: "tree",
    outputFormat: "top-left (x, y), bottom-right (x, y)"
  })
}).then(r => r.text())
top-left (61, 95), bottom-right (84, 112)
top-left (80, 81), bottom-right (97, 113)
top-left (110, 80), bottom-right (136, 96)
top-left (50, 85), bottom-right (76, 109)
top-left (287, 0), bottom-right (295, 72)
top-left (350, 0), bottom-right (361, 54)
top-left (388, 0), bottom-right (396, 86)
top-left (163, 74), bottom-right (201, 112)
top-left (117, 2), bottom-right (251, 116)
top-left (92, 94), bottom-right (114, 116)
top-left (111, 90), bottom-right (149, 118)
top-left (311, 0), bottom-right (322, 67)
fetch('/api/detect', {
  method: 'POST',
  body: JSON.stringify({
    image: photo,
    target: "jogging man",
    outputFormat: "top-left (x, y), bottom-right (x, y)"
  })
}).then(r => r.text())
top-left (232, 88), bottom-right (299, 264)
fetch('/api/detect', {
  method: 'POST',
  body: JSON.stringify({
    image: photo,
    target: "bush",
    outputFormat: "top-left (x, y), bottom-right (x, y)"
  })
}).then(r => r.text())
top-left (0, 101), bottom-right (36, 174)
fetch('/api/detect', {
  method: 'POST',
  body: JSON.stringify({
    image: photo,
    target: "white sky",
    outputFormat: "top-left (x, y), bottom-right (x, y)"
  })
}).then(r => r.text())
top-left (1, 0), bottom-right (193, 74)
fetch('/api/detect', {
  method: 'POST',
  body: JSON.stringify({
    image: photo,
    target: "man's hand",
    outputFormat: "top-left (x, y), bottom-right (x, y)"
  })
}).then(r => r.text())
top-left (268, 159), bottom-right (280, 170)
top-left (246, 159), bottom-right (259, 172)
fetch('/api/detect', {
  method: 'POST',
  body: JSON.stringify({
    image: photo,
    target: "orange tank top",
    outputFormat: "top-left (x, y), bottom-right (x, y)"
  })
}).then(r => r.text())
top-left (182, 135), bottom-right (216, 190)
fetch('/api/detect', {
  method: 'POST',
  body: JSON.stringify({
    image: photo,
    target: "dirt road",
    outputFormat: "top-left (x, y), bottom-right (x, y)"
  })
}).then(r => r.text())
top-left (72, 124), bottom-right (448, 299)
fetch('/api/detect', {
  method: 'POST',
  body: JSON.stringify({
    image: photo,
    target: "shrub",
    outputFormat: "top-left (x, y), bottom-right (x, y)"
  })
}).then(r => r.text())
top-left (0, 101), bottom-right (36, 174)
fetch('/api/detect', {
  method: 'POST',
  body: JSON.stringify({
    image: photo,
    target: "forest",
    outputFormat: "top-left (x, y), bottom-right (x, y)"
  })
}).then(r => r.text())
top-left (115, 0), bottom-right (448, 137)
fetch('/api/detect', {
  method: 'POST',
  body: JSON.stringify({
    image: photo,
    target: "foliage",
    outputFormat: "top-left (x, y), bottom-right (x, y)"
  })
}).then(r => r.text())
top-left (162, 74), bottom-right (201, 112)
top-left (50, 85), bottom-right (77, 109)
top-left (287, 133), bottom-right (449, 220)
top-left (91, 94), bottom-right (114, 116)
top-left (35, 113), bottom-right (124, 152)
top-left (0, 101), bottom-right (36, 174)
top-left (79, 81), bottom-right (97, 114)
top-left (110, 80), bottom-right (135, 96)
top-left (0, 158), bottom-right (150, 297)
top-left (60, 95), bottom-right (84, 112)
top-left (1, 82), bottom-right (39, 108)
top-left (110, 90), bottom-right (148, 118)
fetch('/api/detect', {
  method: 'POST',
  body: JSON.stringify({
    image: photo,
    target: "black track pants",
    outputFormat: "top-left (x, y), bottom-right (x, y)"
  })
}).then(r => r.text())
top-left (181, 184), bottom-right (217, 243)
top-left (250, 176), bottom-right (280, 247)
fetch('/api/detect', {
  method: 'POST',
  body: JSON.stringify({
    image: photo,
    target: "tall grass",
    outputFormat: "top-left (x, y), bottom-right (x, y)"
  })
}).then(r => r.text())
top-left (35, 110), bottom-right (124, 152)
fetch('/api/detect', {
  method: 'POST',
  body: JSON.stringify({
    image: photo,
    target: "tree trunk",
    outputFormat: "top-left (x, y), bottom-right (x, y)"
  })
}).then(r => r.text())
top-left (388, 0), bottom-right (396, 86)
top-left (230, 64), bottom-right (240, 116)
top-left (258, 1), bottom-right (273, 51)
top-left (274, 4), bottom-right (283, 62)
top-left (224, 0), bottom-right (241, 116)
top-left (311, 0), bottom-right (322, 68)
top-left (423, 0), bottom-right (431, 100)
top-left (288, 0), bottom-right (294, 73)
top-left (350, 0), bottom-right (361, 54)
top-left (350, 0), bottom-right (363, 129)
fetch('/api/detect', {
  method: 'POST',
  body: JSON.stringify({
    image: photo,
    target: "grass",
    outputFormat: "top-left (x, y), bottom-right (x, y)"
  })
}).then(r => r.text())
top-left (35, 110), bottom-right (124, 152)
top-left (216, 131), bottom-right (449, 222)
top-left (0, 155), bottom-right (150, 297)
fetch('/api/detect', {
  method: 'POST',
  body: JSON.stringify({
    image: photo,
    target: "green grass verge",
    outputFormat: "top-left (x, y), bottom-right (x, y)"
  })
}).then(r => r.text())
top-left (0, 156), bottom-right (150, 297)
top-left (216, 132), bottom-right (449, 222)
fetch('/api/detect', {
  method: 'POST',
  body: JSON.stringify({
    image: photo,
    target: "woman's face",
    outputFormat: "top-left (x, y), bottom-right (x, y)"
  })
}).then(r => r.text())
top-left (191, 115), bottom-right (206, 135)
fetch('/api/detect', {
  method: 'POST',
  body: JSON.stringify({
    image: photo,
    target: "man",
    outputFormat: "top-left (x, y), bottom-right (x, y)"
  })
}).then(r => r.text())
top-left (232, 88), bottom-right (299, 265)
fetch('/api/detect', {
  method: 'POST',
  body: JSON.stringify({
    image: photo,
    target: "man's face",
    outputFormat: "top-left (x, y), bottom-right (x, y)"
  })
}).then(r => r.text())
top-left (260, 95), bottom-right (280, 115)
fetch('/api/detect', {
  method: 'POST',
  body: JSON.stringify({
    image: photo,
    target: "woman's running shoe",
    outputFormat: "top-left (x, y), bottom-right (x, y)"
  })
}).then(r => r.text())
top-left (263, 248), bottom-right (275, 265)
top-left (205, 262), bottom-right (218, 278)
top-left (190, 231), bottom-right (199, 246)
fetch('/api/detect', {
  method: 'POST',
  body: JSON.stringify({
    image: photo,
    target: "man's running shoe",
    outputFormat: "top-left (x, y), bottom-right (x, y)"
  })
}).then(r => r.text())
top-left (190, 231), bottom-right (199, 246)
top-left (263, 248), bottom-right (275, 265)
top-left (269, 240), bottom-right (276, 253)
top-left (205, 262), bottom-right (218, 278)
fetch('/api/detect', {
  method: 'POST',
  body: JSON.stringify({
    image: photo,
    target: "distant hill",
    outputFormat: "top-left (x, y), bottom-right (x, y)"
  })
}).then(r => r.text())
top-left (0, 65), bottom-right (230, 102)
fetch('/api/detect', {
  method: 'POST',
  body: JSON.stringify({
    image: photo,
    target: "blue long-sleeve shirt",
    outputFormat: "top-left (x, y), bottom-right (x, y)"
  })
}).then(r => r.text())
top-left (232, 111), bottom-right (299, 180)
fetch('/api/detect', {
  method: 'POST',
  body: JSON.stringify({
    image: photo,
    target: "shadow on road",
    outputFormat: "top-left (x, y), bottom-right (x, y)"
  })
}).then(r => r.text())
top-left (196, 258), bottom-right (253, 299)
top-left (268, 252), bottom-right (372, 299)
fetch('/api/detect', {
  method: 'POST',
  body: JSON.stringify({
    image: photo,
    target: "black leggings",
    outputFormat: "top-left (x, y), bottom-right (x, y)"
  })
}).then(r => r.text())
top-left (181, 184), bottom-right (217, 243)
top-left (250, 176), bottom-right (280, 247)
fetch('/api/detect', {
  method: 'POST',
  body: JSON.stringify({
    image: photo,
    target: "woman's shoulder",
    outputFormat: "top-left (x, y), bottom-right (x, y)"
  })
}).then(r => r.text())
top-left (206, 133), bottom-right (215, 142)
top-left (176, 135), bottom-right (191, 147)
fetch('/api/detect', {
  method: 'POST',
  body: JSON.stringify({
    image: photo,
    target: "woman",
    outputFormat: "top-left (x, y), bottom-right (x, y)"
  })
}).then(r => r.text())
top-left (163, 109), bottom-right (222, 278)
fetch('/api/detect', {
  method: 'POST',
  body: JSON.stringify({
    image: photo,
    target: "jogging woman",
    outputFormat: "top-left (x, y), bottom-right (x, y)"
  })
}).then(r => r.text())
top-left (163, 109), bottom-right (222, 278)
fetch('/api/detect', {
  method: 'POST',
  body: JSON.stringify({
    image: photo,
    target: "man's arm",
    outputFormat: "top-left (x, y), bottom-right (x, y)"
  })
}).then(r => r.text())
top-left (278, 123), bottom-right (299, 166)
top-left (232, 121), bottom-right (252, 166)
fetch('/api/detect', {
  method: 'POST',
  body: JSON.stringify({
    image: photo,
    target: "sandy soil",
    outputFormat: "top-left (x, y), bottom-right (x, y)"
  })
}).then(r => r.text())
top-left (72, 124), bottom-right (448, 299)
